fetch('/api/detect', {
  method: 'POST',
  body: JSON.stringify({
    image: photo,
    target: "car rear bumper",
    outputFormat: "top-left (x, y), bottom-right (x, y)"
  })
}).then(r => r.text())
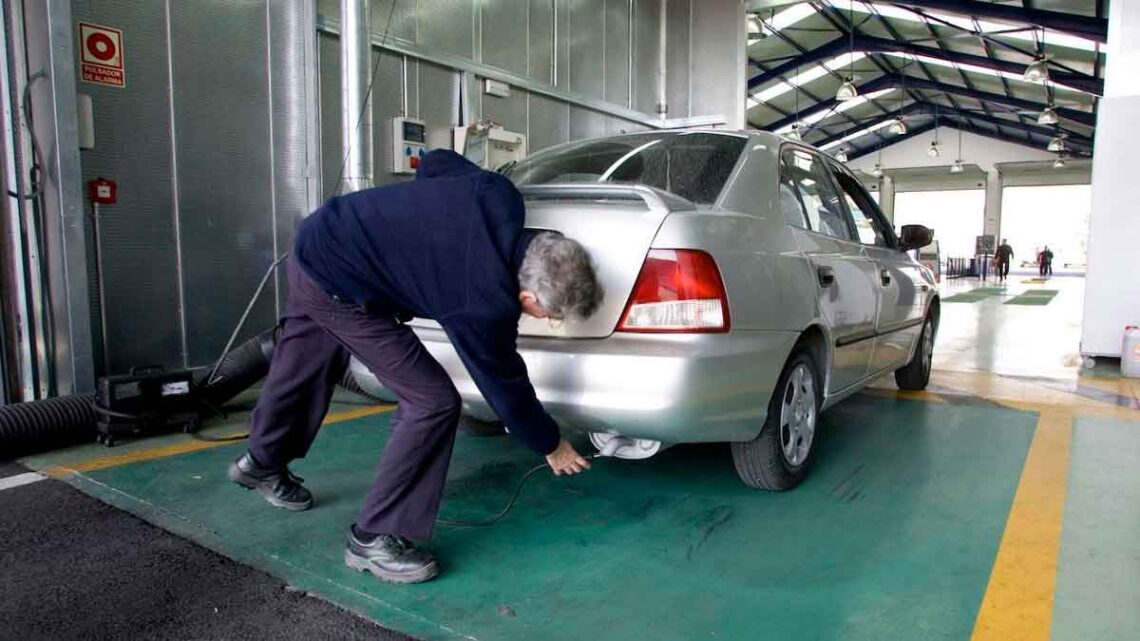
top-left (349, 326), bottom-right (799, 444)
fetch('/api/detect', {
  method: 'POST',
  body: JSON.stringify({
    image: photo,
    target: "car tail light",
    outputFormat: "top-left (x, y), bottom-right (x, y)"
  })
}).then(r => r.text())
top-left (617, 249), bottom-right (730, 333)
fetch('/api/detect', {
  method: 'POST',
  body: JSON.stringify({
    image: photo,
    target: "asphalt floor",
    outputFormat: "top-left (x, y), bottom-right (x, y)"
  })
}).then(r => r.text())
top-left (0, 460), bottom-right (413, 641)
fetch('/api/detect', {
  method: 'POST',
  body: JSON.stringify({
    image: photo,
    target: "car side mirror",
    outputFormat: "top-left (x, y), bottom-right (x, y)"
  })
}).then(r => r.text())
top-left (898, 224), bottom-right (934, 251)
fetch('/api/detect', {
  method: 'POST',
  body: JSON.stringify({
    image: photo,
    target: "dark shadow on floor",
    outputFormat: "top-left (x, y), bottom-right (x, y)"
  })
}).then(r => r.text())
top-left (0, 465), bottom-right (415, 641)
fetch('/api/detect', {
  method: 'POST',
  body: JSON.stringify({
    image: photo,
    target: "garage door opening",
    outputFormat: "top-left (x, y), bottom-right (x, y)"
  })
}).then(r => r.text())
top-left (893, 189), bottom-right (986, 266)
top-left (1000, 184), bottom-right (1092, 276)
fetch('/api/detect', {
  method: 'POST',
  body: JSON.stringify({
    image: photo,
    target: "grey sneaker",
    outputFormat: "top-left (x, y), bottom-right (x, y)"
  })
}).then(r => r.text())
top-left (227, 451), bottom-right (313, 511)
top-left (345, 527), bottom-right (439, 584)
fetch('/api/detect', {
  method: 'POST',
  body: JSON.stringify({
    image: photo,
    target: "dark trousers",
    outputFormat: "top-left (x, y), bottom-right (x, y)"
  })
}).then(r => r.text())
top-left (248, 258), bottom-right (461, 540)
top-left (998, 260), bottom-right (1010, 280)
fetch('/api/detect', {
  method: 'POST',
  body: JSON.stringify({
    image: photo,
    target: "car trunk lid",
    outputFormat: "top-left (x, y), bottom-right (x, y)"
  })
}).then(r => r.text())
top-left (409, 183), bottom-right (694, 339)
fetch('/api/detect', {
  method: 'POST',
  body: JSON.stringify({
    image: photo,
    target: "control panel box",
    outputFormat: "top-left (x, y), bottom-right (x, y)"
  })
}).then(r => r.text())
top-left (391, 117), bottom-right (427, 174)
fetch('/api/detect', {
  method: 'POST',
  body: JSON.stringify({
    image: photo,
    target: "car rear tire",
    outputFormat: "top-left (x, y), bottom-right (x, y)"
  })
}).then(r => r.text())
top-left (731, 349), bottom-right (821, 491)
top-left (894, 314), bottom-right (935, 391)
top-left (460, 415), bottom-right (506, 437)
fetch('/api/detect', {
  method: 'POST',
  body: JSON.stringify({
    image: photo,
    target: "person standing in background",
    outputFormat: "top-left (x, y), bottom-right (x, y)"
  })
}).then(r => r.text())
top-left (995, 238), bottom-right (1014, 282)
top-left (1043, 245), bottom-right (1054, 278)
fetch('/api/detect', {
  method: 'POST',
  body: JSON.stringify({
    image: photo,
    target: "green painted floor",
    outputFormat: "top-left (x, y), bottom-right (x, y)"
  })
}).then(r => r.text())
top-left (31, 395), bottom-right (1041, 641)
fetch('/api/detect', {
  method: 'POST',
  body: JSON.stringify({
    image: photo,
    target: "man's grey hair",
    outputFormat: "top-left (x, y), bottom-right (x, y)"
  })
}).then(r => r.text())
top-left (519, 232), bottom-right (604, 319)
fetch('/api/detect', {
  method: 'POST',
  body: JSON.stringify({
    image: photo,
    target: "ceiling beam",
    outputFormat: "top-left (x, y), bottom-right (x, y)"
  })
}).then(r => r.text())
top-left (810, 101), bottom-right (1092, 154)
top-left (810, 102), bottom-right (928, 149)
top-left (761, 74), bottom-right (1098, 133)
top-left (885, 0), bottom-right (1108, 43)
top-left (748, 37), bottom-right (846, 90)
top-left (903, 76), bottom-right (1096, 127)
top-left (845, 121), bottom-right (937, 162)
top-left (856, 35), bottom-right (1103, 95)
top-left (748, 35), bottom-right (1103, 95)
top-left (917, 103), bottom-right (1092, 148)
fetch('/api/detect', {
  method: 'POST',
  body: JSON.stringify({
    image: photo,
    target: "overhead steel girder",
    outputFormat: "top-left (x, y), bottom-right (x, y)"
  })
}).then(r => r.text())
top-left (885, 1), bottom-right (1108, 43)
top-left (918, 104), bottom-right (1093, 149)
top-left (809, 102), bottom-right (928, 150)
top-left (902, 76), bottom-right (1097, 127)
top-left (763, 75), bottom-right (894, 133)
top-left (940, 115), bottom-right (1092, 156)
top-left (748, 35), bottom-right (1103, 95)
top-left (809, 100), bottom-right (1092, 151)
top-left (748, 37), bottom-right (847, 90)
top-left (845, 121), bottom-right (937, 162)
top-left (760, 74), bottom-right (1096, 133)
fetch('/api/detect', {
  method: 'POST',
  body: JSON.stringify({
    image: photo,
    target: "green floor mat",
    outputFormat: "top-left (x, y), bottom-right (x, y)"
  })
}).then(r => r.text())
top-left (945, 293), bottom-right (990, 303)
top-left (38, 396), bottom-right (1039, 641)
top-left (1005, 290), bottom-right (1059, 305)
top-left (972, 287), bottom-right (1007, 294)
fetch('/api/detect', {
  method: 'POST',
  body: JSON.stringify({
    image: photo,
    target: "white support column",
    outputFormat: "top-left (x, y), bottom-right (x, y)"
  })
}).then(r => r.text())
top-left (983, 169), bottom-right (1002, 239)
top-left (1081, 1), bottom-right (1140, 357)
top-left (878, 174), bottom-right (896, 224)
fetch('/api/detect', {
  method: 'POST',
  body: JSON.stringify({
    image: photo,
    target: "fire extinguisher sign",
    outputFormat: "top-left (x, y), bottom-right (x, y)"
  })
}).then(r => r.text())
top-left (78, 22), bottom-right (125, 88)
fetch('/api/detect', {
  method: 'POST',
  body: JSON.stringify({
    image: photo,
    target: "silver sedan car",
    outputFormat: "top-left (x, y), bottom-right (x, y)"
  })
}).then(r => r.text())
top-left (353, 130), bottom-right (939, 490)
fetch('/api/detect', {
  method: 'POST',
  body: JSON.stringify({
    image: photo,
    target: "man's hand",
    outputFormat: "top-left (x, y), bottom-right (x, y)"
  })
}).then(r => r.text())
top-left (545, 439), bottom-right (591, 476)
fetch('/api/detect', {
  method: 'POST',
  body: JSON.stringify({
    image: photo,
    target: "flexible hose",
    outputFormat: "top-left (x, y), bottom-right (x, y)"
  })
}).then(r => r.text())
top-left (0, 394), bottom-right (98, 458)
top-left (195, 327), bottom-right (278, 408)
top-left (436, 462), bottom-right (551, 527)
top-left (338, 367), bottom-right (388, 404)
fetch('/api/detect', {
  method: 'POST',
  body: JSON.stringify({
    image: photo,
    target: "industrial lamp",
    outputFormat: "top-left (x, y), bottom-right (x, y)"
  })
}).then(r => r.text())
top-left (950, 160), bottom-right (964, 174)
top-left (871, 162), bottom-right (883, 177)
top-left (1024, 57), bottom-right (1050, 83)
top-left (1037, 107), bottom-right (1058, 126)
top-left (1047, 134), bottom-right (1066, 152)
top-left (835, 0), bottom-right (858, 102)
top-left (836, 80), bottom-right (858, 102)
top-left (835, 147), bottom-right (849, 163)
top-left (1053, 154), bottom-right (1067, 168)
top-left (927, 140), bottom-right (941, 158)
top-left (888, 117), bottom-right (908, 136)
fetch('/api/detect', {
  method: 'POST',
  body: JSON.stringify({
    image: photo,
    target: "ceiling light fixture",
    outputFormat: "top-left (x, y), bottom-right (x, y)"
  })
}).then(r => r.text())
top-left (836, 0), bottom-right (858, 102)
top-left (888, 117), bottom-right (908, 136)
top-left (1024, 57), bottom-right (1050, 83)
top-left (871, 162), bottom-right (883, 177)
top-left (1047, 133), bottom-right (1067, 152)
top-left (836, 81), bottom-right (858, 102)
top-left (1037, 107), bottom-right (1059, 126)
top-left (1053, 154), bottom-right (1067, 168)
top-left (927, 107), bottom-right (942, 157)
top-left (950, 127), bottom-right (964, 173)
top-left (835, 147), bottom-right (849, 163)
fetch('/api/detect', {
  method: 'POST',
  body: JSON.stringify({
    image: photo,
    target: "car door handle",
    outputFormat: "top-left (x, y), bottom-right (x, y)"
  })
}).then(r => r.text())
top-left (880, 269), bottom-right (892, 286)
top-left (817, 266), bottom-right (836, 288)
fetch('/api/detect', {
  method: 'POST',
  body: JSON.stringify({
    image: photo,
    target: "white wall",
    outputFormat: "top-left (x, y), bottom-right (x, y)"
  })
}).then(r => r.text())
top-left (847, 126), bottom-right (1054, 173)
top-left (1081, 0), bottom-right (1140, 357)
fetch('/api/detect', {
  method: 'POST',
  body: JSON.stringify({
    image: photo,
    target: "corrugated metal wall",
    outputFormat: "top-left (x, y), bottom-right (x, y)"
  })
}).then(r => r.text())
top-left (73, 0), bottom-right (316, 373)
top-left (315, 0), bottom-right (686, 194)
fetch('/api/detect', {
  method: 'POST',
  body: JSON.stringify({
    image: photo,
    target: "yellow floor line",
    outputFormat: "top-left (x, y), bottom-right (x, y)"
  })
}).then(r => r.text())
top-left (970, 409), bottom-right (1073, 641)
top-left (44, 404), bottom-right (395, 478)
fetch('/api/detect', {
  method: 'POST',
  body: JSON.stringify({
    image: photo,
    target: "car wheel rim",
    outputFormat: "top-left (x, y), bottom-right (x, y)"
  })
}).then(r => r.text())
top-left (779, 363), bottom-right (817, 467)
top-left (921, 320), bottom-right (934, 376)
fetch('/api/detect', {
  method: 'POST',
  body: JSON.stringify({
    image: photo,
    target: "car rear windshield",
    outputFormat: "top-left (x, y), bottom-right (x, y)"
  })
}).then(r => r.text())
top-left (503, 132), bottom-right (746, 205)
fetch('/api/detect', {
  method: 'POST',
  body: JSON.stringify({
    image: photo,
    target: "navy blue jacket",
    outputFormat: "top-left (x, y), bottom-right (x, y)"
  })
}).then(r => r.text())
top-left (294, 150), bottom-right (559, 455)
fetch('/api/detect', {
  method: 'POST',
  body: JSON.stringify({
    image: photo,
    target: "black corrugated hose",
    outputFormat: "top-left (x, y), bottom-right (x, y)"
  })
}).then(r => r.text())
top-left (0, 394), bottom-right (99, 458)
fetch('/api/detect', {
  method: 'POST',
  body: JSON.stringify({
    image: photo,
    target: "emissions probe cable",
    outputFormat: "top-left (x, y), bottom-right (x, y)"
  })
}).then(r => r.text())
top-left (436, 453), bottom-right (609, 528)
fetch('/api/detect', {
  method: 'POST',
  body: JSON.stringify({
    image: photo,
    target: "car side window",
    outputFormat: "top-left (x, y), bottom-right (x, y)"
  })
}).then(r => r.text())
top-left (779, 148), bottom-right (853, 241)
top-left (830, 167), bottom-right (891, 248)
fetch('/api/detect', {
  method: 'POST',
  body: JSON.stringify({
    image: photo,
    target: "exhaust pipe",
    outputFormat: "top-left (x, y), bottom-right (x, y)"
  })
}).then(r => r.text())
top-left (339, 0), bottom-right (374, 192)
top-left (590, 432), bottom-right (664, 459)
